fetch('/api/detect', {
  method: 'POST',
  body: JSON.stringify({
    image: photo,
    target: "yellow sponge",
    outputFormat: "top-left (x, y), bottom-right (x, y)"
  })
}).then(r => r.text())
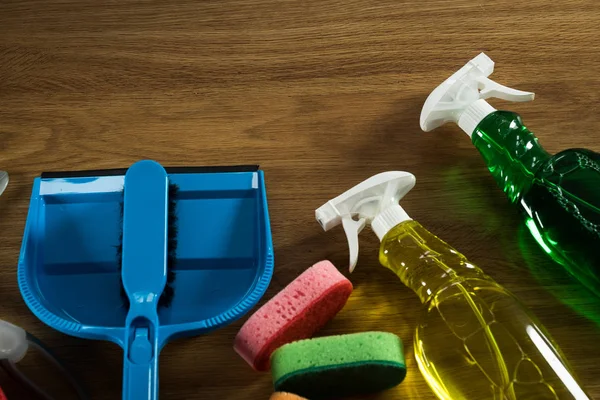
top-left (269, 393), bottom-right (307, 400)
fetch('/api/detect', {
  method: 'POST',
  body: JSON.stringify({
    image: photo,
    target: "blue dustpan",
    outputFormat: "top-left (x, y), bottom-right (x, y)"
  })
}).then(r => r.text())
top-left (18, 160), bottom-right (274, 400)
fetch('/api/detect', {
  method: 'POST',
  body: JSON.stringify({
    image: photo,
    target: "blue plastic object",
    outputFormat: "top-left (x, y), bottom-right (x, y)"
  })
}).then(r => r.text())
top-left (18, 160), bottom-right (274, 400)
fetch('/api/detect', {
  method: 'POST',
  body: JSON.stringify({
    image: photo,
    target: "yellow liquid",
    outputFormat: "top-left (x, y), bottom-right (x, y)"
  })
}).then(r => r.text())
top-left (379, 220), bottom-right (591, 400)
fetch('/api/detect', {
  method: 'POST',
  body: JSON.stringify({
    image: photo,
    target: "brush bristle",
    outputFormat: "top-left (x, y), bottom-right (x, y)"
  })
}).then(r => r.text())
top-left (161, 182), bottom-right (179, 307)
top-left (117, 182), bottom-right (179, 309)
top-left (117, 193), bottom-right (127, 308)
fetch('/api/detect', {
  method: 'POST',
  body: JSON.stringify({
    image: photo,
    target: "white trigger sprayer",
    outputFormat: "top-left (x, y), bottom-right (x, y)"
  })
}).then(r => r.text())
top-left (420, 53), bottom-right (535, 136)
top-left (315, 171), bottom-right (416, 272)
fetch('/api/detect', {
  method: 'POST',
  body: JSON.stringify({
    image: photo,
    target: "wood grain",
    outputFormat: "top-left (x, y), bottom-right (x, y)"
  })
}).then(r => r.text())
top-left (1, 0), bottom-right (600, 398)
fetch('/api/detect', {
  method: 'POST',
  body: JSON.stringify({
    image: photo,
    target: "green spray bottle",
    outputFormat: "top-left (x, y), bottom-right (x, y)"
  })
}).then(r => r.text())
top-left (420, 53), bottom-right (600, 297)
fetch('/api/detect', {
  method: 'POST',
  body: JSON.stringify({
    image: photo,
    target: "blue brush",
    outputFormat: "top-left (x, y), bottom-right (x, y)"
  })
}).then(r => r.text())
top-left (120, 160), bottom-right (168, 399)
top-left (18, 160), bottom-right (274, 400)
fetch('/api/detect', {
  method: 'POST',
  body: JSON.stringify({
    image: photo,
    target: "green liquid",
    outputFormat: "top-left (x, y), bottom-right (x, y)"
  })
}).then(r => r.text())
top-left (472, 111), bottom-right (600, 297)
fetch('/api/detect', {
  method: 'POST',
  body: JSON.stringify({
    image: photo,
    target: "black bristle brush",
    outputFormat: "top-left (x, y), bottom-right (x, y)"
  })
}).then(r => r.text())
top-left (116, 182), bottom-right (179, 309)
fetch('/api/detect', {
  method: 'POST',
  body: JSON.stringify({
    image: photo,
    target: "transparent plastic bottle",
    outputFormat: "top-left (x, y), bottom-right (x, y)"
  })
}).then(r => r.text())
top-left (380, 220), bottom-right (591, 400)
top-left (420, 53), bottom-right (600, 297)
top-left (473, 111), bottom-right (600, 297)
top-left (316, 171), bottom-right (592, 400)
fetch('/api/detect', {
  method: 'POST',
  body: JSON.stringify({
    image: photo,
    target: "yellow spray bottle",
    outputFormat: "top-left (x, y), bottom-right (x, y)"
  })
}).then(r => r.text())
top-left (316, 171), bottom-right (591, 400)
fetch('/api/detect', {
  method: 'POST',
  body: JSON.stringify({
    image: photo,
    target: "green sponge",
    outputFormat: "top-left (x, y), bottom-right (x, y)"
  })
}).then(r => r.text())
top-left (271, 331), bottom-right (406, 399)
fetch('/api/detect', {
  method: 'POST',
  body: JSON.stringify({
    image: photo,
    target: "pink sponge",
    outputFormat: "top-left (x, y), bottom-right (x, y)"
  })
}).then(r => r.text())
top-left (234, 260), bottom-right (353, 371)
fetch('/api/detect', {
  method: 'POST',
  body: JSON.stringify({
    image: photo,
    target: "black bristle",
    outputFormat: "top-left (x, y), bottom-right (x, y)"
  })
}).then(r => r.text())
top-left (117, 191), bottom-right (129, 309)
top-left (160, 182), bottom-right (179, 308)
top-left (117, 182), bottom-right (179, 310)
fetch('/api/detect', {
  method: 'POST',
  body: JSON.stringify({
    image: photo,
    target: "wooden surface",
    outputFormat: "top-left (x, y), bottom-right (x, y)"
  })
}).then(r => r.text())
top-left (1, 0), bottom-right (600, 399)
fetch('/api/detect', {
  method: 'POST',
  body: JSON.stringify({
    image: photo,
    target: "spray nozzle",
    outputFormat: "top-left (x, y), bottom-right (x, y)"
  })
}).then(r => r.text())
top-left (420, 53), bottom-right (535, 136)
top-left (316, 171), bottom-right (416, 273)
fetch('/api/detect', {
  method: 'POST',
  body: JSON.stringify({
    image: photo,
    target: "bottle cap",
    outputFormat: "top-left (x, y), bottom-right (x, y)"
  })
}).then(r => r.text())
top-left (0, 319), bottom-right (28, 363)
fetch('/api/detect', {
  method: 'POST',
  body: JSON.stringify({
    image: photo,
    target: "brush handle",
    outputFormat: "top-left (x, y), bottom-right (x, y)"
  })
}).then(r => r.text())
top-left (121, 160), bottom-right (169, 400)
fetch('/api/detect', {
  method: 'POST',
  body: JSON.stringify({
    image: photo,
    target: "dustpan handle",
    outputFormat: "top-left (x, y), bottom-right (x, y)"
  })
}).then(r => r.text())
top-left (122, 324), bottom-right (159, 400)
top-left (123, 360), bottom-right (159, 400)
